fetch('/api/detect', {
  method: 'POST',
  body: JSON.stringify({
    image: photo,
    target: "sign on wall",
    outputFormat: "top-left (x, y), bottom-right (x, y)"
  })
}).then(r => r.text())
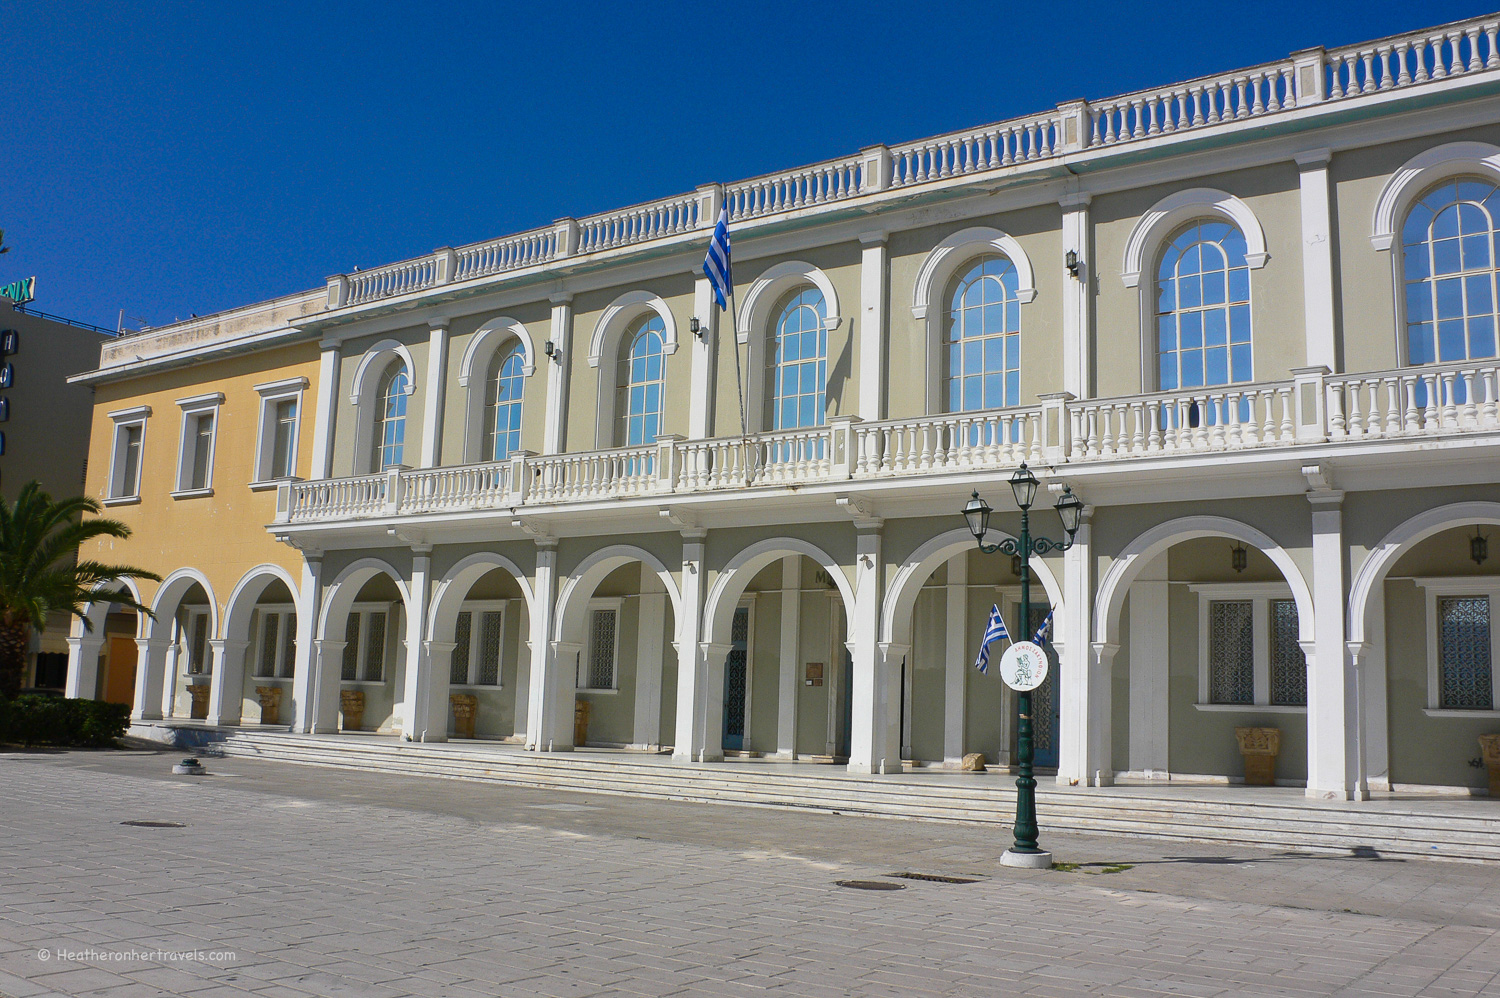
top-left (0, 277), bottom-right (35, 306)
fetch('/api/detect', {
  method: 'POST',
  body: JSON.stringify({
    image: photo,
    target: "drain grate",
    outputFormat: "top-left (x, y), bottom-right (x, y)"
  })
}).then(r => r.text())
top-left (835, 880), bottom-right (906, 891)
top-left (120, 820), bottom-right (186, 828)
top-left (888, 871), bottom-right (984, 884)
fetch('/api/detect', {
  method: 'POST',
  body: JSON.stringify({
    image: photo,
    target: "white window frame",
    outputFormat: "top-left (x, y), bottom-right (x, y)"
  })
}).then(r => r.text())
top-left (251, 377), bottom-right (308, 489)
top-left (450, 600), bottom-right (508, 689)
top-left (172, 392), bottom-right (224, 498)
top-left (1188, 583), bottom-right (1306, 713)
top-left (180, 607), bottom-right (212, 676)
top-left (577, 598), bottom-right (624, 693)
top-left (342, 602), bottom-right (394, 685)
top-left (1411, 577), bottom-right (1500, 717)
top-left (104, 405), bottom-right (151, 505)
top-left (251, 604), bottom-right (297, 679)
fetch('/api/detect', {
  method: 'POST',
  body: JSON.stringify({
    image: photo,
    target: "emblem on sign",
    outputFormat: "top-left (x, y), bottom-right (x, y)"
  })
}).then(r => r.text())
top-left (998, 640), bottom-right (1048, 691)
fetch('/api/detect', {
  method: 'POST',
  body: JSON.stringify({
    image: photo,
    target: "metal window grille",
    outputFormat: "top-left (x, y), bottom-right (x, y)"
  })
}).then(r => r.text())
top-left (258, 614), bottom-right (279, 678)
top-left (1268, 599), bottom-right (1307, 706)
top-left (1208, 600), bottom-right (1254, 704)
top-left (1439, 596), bottom-right (1493, 709)
top-left (587, 609), bottom-right (616, 690)
top-left (478, 611), bottom-right (503, 686)
top-left (341, 614), bottom-right (360, 681)
top-left (187, 613), bottom-right (209, 675)
top-left (723, 607), bottom-right (750, 742)
top-left (363, 612), bottom-right (387, 682)
top-left (451, 611), bottom-right (472, 685)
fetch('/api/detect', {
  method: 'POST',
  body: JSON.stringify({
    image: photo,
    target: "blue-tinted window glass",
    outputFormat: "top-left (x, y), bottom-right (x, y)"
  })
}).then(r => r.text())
top-left (1156, 220), bottom-right (1253, 390)
top-left (373, 363), bottom-right (409, 471)
top-left (484, 342), bottom-right (526, 461)
top-left (617, 316), bottom-right (666, 446)
top-left (1403, 178), bottom-right (1500, 365)
top-left (769, 289), bottom-right (827, 430)
top-left (945, 255), bottom-right (1023, 412)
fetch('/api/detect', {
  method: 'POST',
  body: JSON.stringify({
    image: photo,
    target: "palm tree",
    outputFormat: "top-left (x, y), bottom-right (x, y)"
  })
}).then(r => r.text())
top-left (0, 482), bottom-right (160, 698)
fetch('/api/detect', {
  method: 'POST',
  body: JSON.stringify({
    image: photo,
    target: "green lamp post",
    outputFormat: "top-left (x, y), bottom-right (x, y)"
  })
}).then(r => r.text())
top-left (963, 463), bottom-right (1084, 868)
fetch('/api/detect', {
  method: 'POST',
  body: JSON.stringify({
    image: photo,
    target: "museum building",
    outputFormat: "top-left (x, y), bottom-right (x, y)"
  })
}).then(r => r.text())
top-left (66, 13), bottom-right (1500, 801)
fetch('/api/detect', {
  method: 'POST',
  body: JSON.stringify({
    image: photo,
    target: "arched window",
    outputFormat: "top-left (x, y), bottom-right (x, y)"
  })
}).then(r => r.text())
top-left (483, 342), bottom-right (526, 461)
top-left (616, 316), bottom-right (665, 446)
top-left (372, 363), bottom-right (409, 470)
top-left (945, 255), bottom-right (1021, 411)
top-left (768, 288), bottom-right (827, 430)
top-left (1402, 178), bottom-right (1500, 365)
top-left (1156, 221), bottom-right (1253, 390)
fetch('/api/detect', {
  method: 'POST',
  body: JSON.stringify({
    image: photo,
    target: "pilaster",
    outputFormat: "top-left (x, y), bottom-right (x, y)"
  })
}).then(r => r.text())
top-left (690, 272), bottom-right (719, 439)
top-left (1305, 485), bottom-right (1364, 799)
top-left (132, 637), bottom-right (170, 722)
top-left (673, 529), bottom-right (711, 762)
top-left (848, 519), bottom-right (900, 774)
top-left (291, 551), bottom-right (326, 733)
top-left (524, 539), bottom-right (568, 749)
top-left (65, 632), bottom-right (103, 700)
top-left (543, 293), bottom-right (573, 455)
top-left (401, 545), bottom-right (447, 742)
top-left (1296, 149), bottom-right (1338, 372)
top-left (309, 346), bottom-right (341, 479)
top-left (857, 231), bottom-right (888, 421)
top-left (1058, 505), bottom-right (1112, 786)
top-left (943, 551), bottom-right (968, 766)
top-left (631, 591), bottom-right (667, 750)
top-left (775, 556), bottom-right (801, 759)
top-left (1060, 192), bottom-right (1093, 400)
top-left (206, 638), bottom-right (250, 726)
top-left (419, 321), bottom-right (450, 467)
top-left (1127, 555), bottom-right (1170, 778)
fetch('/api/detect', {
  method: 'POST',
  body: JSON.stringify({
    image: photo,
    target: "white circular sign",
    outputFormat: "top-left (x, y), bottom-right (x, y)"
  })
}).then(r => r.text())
top-left (999, 641), bottom-right (1049, 692)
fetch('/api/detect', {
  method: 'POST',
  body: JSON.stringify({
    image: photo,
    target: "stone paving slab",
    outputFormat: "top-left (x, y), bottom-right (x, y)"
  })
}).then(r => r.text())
top-left (1, 749), bottom-right (1498, 997)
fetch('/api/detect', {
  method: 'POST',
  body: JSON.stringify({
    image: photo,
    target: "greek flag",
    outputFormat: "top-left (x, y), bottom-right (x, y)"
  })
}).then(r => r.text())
top-left (702, 204), bottom-right (732, 310)
top-left (974, 603), bottom-right (1011, 674)
top-left (1033, 608), bottom-right (1055, 647)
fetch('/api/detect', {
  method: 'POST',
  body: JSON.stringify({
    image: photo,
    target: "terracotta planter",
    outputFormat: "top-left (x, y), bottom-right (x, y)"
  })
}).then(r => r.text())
top-left (1479, 734), bottom-right (1500, 796)
top-left (255, 686), bottom-right (283, 725)
top-left (1235, 726), bottom-right (1281, 786)
top-left (450, 693), bottom-right (478, 739)
top-left (340, 689), bottom-right (366, 732)
top-left (187, 683), bottom-right (211, 720)
top-left (573, 698), bottom-right (590, 747)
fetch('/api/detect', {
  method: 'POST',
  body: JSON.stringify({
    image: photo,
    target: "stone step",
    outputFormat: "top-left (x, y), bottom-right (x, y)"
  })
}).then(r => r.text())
top-left (206, 731), bottom-right (1500, 862)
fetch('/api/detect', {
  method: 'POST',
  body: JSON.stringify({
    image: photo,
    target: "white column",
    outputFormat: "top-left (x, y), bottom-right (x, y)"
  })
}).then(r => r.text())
top-left (512, 617), bottom-right (531, 739)
top-left (848, 520), bottom-right (901, 775)
top-left (65, 631), bottom-right (103, 700)
top-left (1058, 506), bottom-right (1112, 786)
top-left (308, 345), bottom-right (341, 479)
top-left (160, 638), bottom-right (181, 718)
top-left (418, 322), bottom-right (449, 467)
top-left (401, 546), bottom-right (447, 742)
top-left (674, 530), bottom-right (711, 762)
top-left (1355, 585), bottom-right (1391, 792)
top-left (1305, 490), bottom-right (1363, 799)
top-left (307, 639), bottom-right (344, 733)
top-left (131, 637), bottom-right (169, 721)
top-left (291, 552), bottom-right (326, 733)
top-left (775, 555), bottom-right (801, 758)
top-left (542, 294), bottom-right (573, 455)
top-left (690, 274), bottom-right (718, 439)
top-left (1060, 193), bottom-right (1093, 399)
top-left (857, 231), bottom-right (888, 421)
top-left (1297, 149), bottom-right (1338, 372)
top-left (943, 552), bottom-right (969, 766)
top-left (632, 592), bottom-right (667, 750)
top-left (206, 638), bottom-right (249, 725)
top-left (525, 541), bottom-right (571, 749)
top-left (1127, 554), bottom-right (1170, 777)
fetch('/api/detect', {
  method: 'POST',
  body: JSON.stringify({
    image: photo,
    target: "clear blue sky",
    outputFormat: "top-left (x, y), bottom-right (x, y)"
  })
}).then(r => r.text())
top-left (3, 1), bottom-right (1493, 330)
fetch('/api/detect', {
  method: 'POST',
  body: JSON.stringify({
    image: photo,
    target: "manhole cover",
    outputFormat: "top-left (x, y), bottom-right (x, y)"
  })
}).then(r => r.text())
top-left (835, 880), bottom-right (905, 891)
top-left (120, 820), bottom-right (186, 828)
top-left (888, 871), bottom-right (984, 884)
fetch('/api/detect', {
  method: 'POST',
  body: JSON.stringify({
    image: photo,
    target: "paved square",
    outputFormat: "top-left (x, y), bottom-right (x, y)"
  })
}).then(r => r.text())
top-left (2, 748), bottom-right (1498, 997)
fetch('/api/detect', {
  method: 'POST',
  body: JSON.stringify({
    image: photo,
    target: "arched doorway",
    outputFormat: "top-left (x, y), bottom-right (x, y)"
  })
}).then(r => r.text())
top-left (217, 565), bottom-right (301, 726)
top-left (309, 559), bottom-right (411, 735)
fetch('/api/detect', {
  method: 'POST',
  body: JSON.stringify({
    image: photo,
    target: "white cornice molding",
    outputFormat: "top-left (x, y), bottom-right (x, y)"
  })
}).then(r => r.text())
top-left (459, 316), bottom-right (536, 385)
top-left (910, 225), bottom-right (1038, 320)
top-left (348, 339), bottom-right (416, 405)
top-left (1120, 188), bottom-right (1269, 288)
top-left (737, 260), bottom-right (842, 344)
top-left (1370, 140), bottom-right (1500, 251)
top-left (587, 290), bottom-right (679, 369)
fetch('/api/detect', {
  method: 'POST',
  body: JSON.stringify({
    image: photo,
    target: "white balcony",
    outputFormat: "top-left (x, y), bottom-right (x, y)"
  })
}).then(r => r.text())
top-left (275, 359), bottom-right (1500, 526)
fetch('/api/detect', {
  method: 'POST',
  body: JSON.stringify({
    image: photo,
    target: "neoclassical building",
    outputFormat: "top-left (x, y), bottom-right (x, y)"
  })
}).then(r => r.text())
top-left (69, 15), bottom-right (1500, 801)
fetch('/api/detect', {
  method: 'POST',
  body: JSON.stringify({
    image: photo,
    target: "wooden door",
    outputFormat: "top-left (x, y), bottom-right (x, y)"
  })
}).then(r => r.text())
top-left (103, 636), bottom-right (138, 707)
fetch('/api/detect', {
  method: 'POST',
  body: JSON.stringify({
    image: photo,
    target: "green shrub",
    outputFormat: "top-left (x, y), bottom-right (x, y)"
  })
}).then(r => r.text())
top-left (0, 696), bottom-right (129, 747)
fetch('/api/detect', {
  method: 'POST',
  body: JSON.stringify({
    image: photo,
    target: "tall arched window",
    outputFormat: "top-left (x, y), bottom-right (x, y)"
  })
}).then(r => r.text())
top-left (1403, 178), bottom-right (1500, 364)
top-left (372, 363), bottom-right (409, 470)
top-left (769, 288), bottom-right (827, 430)
top-left (483, 342), bottom-right (526, 461)
top-left (616, 316), bottom-right (665, 446)
top-left (1156, 221), bottom-right (1253, 390)
top-left (945, 255), bottom-right (1021, 411)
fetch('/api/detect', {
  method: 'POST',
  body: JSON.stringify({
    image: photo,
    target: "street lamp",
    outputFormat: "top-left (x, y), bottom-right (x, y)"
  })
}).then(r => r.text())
top-left (963, 463), bottom-right (1084, 868)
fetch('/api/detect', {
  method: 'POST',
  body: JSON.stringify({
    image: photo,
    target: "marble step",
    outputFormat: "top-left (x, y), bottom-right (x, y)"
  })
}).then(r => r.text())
top-left (211, 732), bottom-right (1500, 862)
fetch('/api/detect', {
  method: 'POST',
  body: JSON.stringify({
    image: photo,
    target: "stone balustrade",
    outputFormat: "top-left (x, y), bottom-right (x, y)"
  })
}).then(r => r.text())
top-left (276, 359), bottom-right (1500, 526)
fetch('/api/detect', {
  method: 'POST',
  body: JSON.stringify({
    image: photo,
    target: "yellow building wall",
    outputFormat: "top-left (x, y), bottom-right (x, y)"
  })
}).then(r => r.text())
top-left (81, 342), bottom-right (321, 618)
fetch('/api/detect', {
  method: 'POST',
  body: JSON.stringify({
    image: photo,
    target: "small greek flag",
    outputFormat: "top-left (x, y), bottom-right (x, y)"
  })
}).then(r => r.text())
top-left (702, 205), bottom-right (732, 310)
top-left (974, 603), bottom-right (1011, 674)
top-left (1033, 608), bottom-right (1055, 647)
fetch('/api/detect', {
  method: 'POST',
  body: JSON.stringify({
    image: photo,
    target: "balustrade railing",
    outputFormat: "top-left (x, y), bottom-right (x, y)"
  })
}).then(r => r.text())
top-left (577, 194), bottom-right (701, 253)
top-left (279, 363), bottom-right (1500, 525)
top-left (1087, 65), bottom-right (1297, 148)
top-left (724, 157), bottom-right (864, 222)
top-left (889, 113), bottom-right (1064, 186)
top-left (1324, 20), bottom-right (1500, 99)
top-left (452, 229), bottom-right (557, 282)
top-left (346, 258), bottom-right (438, 306)
top-left (1327, 361), bottom-right (1500, 439)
